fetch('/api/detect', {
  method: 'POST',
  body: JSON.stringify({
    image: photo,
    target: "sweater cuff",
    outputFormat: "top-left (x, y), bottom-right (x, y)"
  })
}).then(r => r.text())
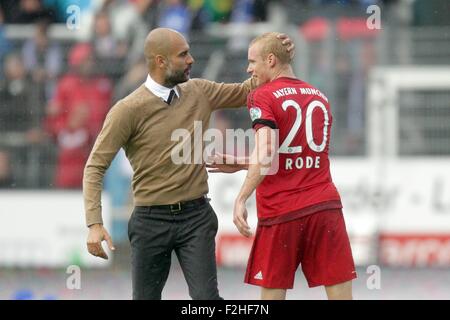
top-left (86, 209), bottom-right (103, 227)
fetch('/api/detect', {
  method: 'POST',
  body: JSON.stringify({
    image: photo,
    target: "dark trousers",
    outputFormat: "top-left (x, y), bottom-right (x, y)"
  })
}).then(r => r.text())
top-left (128, 201), bottom-right (222, 300)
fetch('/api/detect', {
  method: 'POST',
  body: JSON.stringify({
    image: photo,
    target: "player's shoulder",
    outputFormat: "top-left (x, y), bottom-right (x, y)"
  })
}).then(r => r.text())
top-left (248, 82), bottom-right (274, 104)
top-left (250, 77), bottom-right (305, 99)
top-left (253, 81), bottom-right (275, 95)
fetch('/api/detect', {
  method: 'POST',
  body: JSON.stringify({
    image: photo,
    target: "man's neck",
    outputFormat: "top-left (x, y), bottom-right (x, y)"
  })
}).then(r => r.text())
top-left (149, 72), bottom-right (169, 88)
top-left (270, 65), bottom-right (295, 82)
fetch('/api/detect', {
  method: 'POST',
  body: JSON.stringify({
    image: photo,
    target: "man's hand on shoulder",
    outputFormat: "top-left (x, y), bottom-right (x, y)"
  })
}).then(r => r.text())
top-left (87, 223), bottom-right (115, 259)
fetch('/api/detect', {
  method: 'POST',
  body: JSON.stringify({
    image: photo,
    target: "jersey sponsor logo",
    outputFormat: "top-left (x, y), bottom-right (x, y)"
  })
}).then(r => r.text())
top-left (254, 271), bottom-right (263, 280)
top-left (249, 107), bottom-right (262, 121)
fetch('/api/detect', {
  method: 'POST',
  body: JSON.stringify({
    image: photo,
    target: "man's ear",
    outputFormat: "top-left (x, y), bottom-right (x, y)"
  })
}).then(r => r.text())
top-left (267, 53), bottom-right (276, 68)
top-left (155, 55), bottom-right (167, 68)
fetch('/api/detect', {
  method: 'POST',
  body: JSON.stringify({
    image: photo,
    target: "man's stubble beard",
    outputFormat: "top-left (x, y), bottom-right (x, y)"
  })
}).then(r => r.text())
top-left (164, 65), bottom-right (189, 87)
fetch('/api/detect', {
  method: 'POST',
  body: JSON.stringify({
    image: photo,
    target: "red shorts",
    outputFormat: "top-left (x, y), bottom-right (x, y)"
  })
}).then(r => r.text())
top-left (244, 209), bottom-right (357, 289)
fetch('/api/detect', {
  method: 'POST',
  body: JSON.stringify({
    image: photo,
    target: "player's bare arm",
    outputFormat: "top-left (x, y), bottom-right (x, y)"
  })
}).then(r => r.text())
top-left (233, 126), bottom-right (275, 237)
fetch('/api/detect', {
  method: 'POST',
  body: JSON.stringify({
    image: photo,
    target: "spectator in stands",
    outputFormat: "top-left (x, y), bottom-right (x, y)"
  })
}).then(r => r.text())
top-left (253, 0), bottom-right (271, 22)
top-left (45, 43), bottom-right (112, 189)
top-left (91, 10), bottom-right (127, 78)
top-left (113, 57), bottom-right (147, 102)
top-left (0, 8), bottom-right (12, 78)
top-left (203, 0), bottom-right (233, 23)
top-left (187, 0), bottom-right (207, 31)
top-left (134, 0), bottom-right (161, 28)
top-left (188, 0), bottom-right (234, 29)
top-left (346, 40), bottom-right (375, 154)
top-left (158, 0), bottom-right (192, 39)
top-left (230, 0), bottom-right (254, 24)
top-left (22, 19), bottom-right (62, 100)
top-left (104, 0), bottom-right (159, 67)
top-left (0, 53), bottom-right (44, 187)
top-left (228, 0), bottom-right (254, 52)
top-left (188, 0), bottom-right (268, 32)
top-left (0, 53), bottom-right (39, 138)
top-left (1, 0), bottom-right (55, 24)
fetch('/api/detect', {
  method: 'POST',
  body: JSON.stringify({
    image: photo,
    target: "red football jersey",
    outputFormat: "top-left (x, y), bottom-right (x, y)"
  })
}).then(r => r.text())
top-left (247, 77), bottom-right (342, 224)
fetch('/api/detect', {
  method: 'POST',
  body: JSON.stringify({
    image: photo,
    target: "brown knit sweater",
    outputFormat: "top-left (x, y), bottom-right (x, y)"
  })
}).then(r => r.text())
top-left (83, 78), bottom-right (255, 226)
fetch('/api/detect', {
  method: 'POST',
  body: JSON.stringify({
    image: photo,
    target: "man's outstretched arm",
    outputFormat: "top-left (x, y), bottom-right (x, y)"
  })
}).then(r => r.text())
top-left (196, 34), bottom-right (295, 110)
top-left (206, 153), bottom-right (249, 173)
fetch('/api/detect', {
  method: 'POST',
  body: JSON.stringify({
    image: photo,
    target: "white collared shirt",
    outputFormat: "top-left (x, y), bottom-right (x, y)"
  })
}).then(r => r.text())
top-left (144, 74), bottom-right (179, 103)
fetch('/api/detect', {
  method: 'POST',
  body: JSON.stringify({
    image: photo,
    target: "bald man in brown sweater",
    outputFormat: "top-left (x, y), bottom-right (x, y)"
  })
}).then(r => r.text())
top-left (83, 28), bottom-right (293, 300)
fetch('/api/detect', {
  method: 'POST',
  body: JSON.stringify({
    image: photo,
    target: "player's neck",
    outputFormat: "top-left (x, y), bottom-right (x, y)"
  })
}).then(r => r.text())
top-left (270, 65), bottom-right (296, 82)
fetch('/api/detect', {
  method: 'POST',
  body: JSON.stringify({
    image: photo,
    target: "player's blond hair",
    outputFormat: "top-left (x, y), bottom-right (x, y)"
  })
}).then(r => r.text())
top-left (250, 32), bottom-right (292, 65)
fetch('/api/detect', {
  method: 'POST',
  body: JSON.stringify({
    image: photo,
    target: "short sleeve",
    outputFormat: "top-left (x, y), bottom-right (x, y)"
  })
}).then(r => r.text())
top-left (247, 90), bottom-right (277, 131)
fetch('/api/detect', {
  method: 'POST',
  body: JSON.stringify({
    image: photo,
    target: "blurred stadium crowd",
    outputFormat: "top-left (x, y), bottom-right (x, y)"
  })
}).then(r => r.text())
top-left (0, 0), bottom-right (448, 191)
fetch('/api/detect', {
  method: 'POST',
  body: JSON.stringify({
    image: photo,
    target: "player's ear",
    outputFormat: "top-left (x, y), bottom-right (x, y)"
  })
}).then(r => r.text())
top-left (267, 53), bottom-right (276, 68)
